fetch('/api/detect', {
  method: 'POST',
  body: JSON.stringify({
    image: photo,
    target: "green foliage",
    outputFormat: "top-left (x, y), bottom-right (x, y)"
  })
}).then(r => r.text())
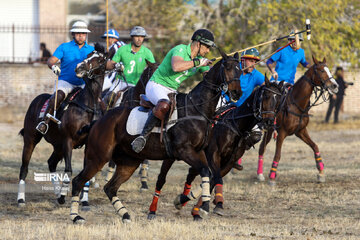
top-left (106, 0), bottom-right (359, 88)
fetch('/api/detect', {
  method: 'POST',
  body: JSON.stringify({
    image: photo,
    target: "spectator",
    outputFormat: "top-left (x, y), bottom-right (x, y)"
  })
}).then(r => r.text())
top-left (40, 42), bottom-right (51, 63)
top-left (325, 67), bottom-right (348, 123)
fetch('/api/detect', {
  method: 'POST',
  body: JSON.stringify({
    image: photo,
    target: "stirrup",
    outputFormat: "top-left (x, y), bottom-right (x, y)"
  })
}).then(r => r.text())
top-left (36, 121), bottom-right (49, 135)
top-left (131, 136), bottom-right (147, 153)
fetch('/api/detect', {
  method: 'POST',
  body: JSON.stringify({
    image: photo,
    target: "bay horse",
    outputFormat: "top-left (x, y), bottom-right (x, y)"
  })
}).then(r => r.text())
top-left (256, 56), bottom-right (338, 185)
top-left (17, 44), bottom-right (108, 207)
top-left (101, 61), bottom-right (159, 190)
top-left (147, 76), bottom-right (284, 220)
top-left (69, 49), bottom-right (243, 224)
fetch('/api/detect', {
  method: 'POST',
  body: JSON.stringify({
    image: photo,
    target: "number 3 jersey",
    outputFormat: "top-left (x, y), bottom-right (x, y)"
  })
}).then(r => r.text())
top-left (112, 43), bottom-right (155, 85)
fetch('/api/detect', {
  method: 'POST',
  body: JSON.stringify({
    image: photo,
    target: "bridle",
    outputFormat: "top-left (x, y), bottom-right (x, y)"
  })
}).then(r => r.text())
top-left (253, 84), bottom-right (283, 122)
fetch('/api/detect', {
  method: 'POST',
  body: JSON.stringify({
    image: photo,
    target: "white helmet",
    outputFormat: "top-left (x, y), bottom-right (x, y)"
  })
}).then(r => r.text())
top-left (70, 21), bottom-right (91, 33)
top-left (130, 26), bottom-right (147, 37)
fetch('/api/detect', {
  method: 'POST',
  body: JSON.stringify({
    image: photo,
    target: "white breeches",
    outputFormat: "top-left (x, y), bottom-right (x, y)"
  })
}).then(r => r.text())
top-left (145, 80), bottom-right (176, 105)
top-left (57, 80), bottom-right (85, 97)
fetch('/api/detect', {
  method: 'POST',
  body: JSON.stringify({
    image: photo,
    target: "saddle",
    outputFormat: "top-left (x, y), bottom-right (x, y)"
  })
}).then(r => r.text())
top-left (39, 88), bottom-right (82, 119)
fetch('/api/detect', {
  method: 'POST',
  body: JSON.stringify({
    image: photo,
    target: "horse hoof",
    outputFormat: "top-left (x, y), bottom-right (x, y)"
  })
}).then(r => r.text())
top-left (268, 180), bottom-right (276, 186)
top-left (193, 215), bottom-right (203, 221)
top-left (257, 174), bottom-right (265, 182)
top-left (199, 201), bottom-right (210, 219)
top-left (140, 181), bottom-right (149, 192)
top-left (122, 212), bottom-right (131, 223)
top-left (72, 215), bottom-right (85, 224)
top-left (317, 174), bottom-right (325, 183)
top-left (173, 194), bottom-right (183, 210)
top-left (81, 201), bottom-right (90, 211)
top-left (213, 205), bottom-right (224, 216)
top-left (147, 212), bottom-right (156, 220)
top-left (57, 195), bottom-right (66, 205)
top-left (17, 199), bottom-right (26, 207)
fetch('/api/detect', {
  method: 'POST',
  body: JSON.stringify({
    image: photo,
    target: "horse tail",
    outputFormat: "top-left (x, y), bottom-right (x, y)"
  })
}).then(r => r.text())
top-left (19, 128), bottom-right (25, 137)
top-left (77, 120), bottom-right (97, 136)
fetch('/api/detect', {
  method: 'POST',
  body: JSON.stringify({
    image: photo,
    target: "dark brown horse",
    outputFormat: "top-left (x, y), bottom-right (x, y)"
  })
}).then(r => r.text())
top-left (147, 76), bottom-right (284, 220)
top-left (256, 56), bottom-right (338, 185)
top-left (17, 45), bottom-right (108, 206)
top-left (69, 49), bottom-right (243, 224)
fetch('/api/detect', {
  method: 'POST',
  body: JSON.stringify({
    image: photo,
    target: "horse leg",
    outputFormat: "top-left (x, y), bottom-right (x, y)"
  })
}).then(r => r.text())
top-left (70, 159), bottom-right (107, 224)
top-left (47, 147), bottom-right (64, 199)
top-left (105, 159), bottom-right (116, 183)
top-left (18, 131), bottom-right (42, 206)
top-left (139, 159), bottom-right (150, 192)
top-left (148, 159), bottom-right (175, 220)
top-left (57, 139), bottom-right (73, 204)
top-left (295, 127), bottom-right (325, 183)
top-left (103, 156), bottom-right (142, 223)
top-left (269, 129), bottom-right (287, 186)
top-left (257, 129), bottom-right (274, 181)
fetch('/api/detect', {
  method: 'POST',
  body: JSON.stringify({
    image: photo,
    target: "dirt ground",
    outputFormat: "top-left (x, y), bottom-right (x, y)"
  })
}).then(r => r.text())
top-left (0, 115), bottom-right (359, 240)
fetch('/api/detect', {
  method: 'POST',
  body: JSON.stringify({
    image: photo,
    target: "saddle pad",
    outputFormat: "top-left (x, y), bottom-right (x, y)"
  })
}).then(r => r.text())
top-left (39, 99), bottom-right (50, 118)
top-left (126, 106), bottom-right (178, 136)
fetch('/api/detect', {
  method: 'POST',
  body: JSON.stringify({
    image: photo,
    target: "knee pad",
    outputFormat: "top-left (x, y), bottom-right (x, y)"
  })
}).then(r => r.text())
top-left (152, 99), bottom-right (170, 120)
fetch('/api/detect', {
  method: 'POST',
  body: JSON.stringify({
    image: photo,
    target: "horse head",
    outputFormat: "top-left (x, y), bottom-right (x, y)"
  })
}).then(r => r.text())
top-left (75, 43), bottom-right (108, 79)
top-left (308, 56), bottom-right (339, 95)
top-left (256, 75), bottom-right (283, 128)
top-left (217, 47), bottom-right (242, 101)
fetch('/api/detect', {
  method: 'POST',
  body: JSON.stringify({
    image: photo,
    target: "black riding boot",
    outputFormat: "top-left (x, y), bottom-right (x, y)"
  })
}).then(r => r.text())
top-left (36, 91), bottom-right (65, 135)
top-left (244, 125), bottom-right (263, 150)
top-left (132, 112), bottom-right (160, 153)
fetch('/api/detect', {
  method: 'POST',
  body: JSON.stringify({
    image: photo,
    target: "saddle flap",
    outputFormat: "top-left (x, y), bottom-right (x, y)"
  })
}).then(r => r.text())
top-left (140, 94), bottom-right (154, 109)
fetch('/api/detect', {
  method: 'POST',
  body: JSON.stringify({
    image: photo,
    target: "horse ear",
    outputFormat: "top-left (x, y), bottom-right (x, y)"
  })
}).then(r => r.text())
top-left (312, 55), bottom-right (318, 65)
top-left (264, 73), bottom-right (270, 86)
top-left (94, 42), bottom-right (105, 54)
top-left (322, 57), bottom-right (326, 63)
top-left (218, 47), bottom-right (228, 60)
top-left (234, 52), bottom-right (239, 61)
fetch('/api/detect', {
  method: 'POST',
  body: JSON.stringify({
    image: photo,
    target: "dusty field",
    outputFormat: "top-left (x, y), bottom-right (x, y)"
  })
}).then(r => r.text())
top-left (0, 116), bottom-right (359, 240)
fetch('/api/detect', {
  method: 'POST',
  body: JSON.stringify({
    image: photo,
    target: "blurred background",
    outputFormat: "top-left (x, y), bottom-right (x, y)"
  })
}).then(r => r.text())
top-left (0, 0), bottom-right (359, 121)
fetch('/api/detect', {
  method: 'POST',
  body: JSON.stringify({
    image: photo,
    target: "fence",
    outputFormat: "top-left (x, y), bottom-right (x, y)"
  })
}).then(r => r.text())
top-left (0, 24), bottom-right (135, 63)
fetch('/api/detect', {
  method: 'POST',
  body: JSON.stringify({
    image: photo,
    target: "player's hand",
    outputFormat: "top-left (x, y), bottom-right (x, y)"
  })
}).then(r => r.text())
top-left (272, 70), bottom-right (278, 80)
top-left (51, 65), bottom-right (61, 76)
top-left (114, 62), bottom-right (124, 72)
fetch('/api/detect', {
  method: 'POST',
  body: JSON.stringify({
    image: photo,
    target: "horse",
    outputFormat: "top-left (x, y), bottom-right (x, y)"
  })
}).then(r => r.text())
top-left (100, 61), bottom-right (159, 191)
top-left (256, 56), bottom-right (339, 185)
top-left (147, 76), bottom-right (284, 220)
top-left (17, 44), bottom-right (108, 207)
top-left (69, 48), bottom-right (243, 224)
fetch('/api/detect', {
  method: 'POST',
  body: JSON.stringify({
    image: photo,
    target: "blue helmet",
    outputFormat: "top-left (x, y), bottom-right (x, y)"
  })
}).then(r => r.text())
top-left (101, 29), bottom-right (120, 39)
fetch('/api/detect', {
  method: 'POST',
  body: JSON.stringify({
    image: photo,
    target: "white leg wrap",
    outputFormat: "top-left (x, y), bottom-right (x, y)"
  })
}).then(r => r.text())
top-left (80, 181), bottom-right (90, 202)
top-left (17, 180), bottom-right (25, 201)
top-left (201, 177), bottom-right (211, 202)
top-left (70, 196), bottom-right (80, 221)
top-left (60, 181), bottom-right (70, 196)
top-left (51, 178), bottom-right (61, 198)
top-left (105, 167), bottom-right (115, 182)
top-left (187, 186), bottom-right (202, 200)
top-left (140, 163), bottom-right (148, 182)
top-left (112, 196), bottom-right (128, 217)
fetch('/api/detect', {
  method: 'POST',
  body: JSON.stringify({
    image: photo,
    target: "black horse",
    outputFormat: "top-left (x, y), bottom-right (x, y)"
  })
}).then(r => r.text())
top-left (69, 49), bottom-right (242, 224)
top-left (17, 44), bottom-right (108, 206)
top-left (147, 76), bottom-right (284, 220)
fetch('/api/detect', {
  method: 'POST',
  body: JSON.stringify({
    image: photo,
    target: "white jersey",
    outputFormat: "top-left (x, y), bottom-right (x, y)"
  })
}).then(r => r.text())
top-left (103, 41), bottom-right (126, 91)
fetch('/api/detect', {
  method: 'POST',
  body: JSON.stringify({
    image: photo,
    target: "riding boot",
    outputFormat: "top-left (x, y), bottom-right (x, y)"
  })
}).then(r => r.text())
top-left (36, 90), bottom-right (65, 135)
top-left (131, 112), bottom-right (160, 153)
top-left (132, 99), bottom-right (171, 153)
top-left (244, 125), bottom-right (262, 150)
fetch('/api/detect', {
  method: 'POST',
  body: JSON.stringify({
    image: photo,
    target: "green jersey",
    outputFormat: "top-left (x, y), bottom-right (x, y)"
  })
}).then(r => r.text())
top-left (150, 44), bottom-right (209, 90)
top-left (112, 44), bottom-right (155, 85)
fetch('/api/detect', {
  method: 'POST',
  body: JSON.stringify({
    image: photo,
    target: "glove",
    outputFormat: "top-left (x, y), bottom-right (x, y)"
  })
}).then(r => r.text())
top-left (193, 58), bottom-right (212, 67)
top-left (272, 70), bottom-right (278, 81)
top-left (51, 65), bottom-right (61, 76)
top-left (114, 62), bottom-right (124, 72)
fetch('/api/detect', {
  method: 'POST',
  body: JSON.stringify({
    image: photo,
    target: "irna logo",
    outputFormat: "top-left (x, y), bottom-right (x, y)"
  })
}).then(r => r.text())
top-left (34, 172), bottom-right (70, 182)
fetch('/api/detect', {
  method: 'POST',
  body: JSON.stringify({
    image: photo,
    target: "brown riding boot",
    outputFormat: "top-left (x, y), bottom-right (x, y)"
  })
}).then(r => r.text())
top-left (131, 99), bottom-right (170, 153)
top-left (36, 90), bottom-right (65, 135)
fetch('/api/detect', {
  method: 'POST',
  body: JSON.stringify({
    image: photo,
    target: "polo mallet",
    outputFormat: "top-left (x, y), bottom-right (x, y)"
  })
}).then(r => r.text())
top-left (46, 76), bottom-right (62, 125)
top-left (214, 19), bottom-right (311, 61)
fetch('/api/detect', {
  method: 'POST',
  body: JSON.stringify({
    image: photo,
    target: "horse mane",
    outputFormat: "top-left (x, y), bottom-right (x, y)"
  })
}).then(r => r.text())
top-left (188, 59), bottom-right (222, 94)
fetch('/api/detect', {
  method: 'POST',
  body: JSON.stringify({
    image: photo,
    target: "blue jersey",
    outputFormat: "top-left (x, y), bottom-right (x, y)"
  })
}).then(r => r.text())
top-left (53, 40), bottom-right (94, 85)
top-left (268, 45), bottom-right (308, 84)
top-left (223, 63), bottom-right (264, 107)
